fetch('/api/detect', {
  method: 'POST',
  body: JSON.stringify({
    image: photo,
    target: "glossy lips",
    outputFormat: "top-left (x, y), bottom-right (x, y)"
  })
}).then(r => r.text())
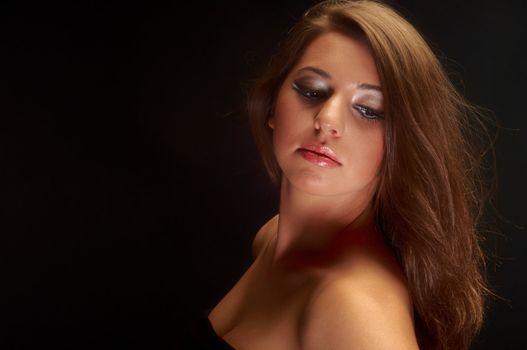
top-left (298, 144), bottom-right (341, 168)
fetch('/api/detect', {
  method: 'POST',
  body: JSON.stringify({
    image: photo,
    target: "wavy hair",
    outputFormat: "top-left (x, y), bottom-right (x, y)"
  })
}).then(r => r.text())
top-left (247, 0), bottom-right (494, 349)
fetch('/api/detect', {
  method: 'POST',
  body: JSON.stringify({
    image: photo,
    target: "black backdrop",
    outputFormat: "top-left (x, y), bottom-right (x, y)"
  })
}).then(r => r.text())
top-left (1, 0), bottom-right (525, 348)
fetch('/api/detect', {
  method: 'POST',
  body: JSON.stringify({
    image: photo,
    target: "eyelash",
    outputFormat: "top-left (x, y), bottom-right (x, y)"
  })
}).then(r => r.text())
top-left (292, 82), bottom-right (329, 101)
top-left (353, 105), bottom-right (384, 122)
top-left (291, 82), bottom-right (384, 122)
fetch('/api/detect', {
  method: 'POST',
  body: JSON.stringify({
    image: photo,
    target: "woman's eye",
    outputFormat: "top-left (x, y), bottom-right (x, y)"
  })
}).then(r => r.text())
top-left (354, 104), bottom-right (384, 121)
top-left (292, 83), bottom-right (328, 101)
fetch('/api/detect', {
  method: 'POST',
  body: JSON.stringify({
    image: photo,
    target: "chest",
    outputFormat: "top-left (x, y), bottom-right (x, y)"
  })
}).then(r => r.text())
top-left (208, 257), bottom-right (319, 350)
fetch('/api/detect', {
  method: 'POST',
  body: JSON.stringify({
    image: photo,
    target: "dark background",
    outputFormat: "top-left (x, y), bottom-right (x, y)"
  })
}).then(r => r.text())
top-left (1, 0), bottom-right (525, 348)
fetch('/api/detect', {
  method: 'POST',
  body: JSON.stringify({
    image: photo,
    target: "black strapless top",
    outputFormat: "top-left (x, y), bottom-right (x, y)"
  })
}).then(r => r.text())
top-left (179, 311), bottom-right (236, 350)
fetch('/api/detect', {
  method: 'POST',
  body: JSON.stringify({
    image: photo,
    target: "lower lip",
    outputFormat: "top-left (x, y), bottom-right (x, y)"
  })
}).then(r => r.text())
top-left (298, 149), bottom-right (341, 168)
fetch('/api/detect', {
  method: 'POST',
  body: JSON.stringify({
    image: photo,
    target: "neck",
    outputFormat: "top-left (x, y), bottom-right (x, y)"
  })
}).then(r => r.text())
top-left (271, 177), bottom-right (378, 269)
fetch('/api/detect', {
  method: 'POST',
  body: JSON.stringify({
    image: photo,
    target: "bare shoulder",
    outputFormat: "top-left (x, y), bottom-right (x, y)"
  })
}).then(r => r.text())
top-left (252, 214), bottom-right (279, 259)
top-left (300, 256), bottom-right (419, 350)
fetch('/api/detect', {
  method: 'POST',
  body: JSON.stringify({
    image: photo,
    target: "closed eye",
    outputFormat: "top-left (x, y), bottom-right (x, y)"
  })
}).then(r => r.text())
top-left (353, 104), bottom-right (384, 121)
top-left (292, 82), bottom-right (330, 102)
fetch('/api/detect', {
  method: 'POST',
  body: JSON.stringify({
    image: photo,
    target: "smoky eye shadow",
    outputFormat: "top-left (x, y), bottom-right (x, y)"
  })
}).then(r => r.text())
top-left (352, 91), bottom-right (383, 108)
top-left (355, 99), bottom-right (383, 110)
top-left (294, 77), bottom-right (328, 90)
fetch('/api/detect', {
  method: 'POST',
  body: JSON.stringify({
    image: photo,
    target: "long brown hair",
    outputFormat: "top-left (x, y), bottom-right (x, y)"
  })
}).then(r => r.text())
top-left (247, 0), bottom-right (494, 349)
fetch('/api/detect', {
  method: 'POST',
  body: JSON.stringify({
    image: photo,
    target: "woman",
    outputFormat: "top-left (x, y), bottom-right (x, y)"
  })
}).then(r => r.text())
top-left (182, 0), bottom-right (491, 349)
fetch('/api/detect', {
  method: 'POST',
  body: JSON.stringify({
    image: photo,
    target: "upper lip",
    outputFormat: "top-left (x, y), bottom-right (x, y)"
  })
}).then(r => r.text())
top-left (299, 143), bottom-right (341, 164)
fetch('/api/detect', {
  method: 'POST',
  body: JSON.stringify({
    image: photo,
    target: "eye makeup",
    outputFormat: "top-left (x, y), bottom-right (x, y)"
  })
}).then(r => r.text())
top-left (291, 78), bottom-right (332, 102)
top-left (290, 70), bottom-right (384, 122)
top-left (351, 90), bottom-right (384, 121)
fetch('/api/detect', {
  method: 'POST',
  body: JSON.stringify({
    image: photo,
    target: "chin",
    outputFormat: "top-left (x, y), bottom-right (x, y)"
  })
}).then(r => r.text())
top-left (288, 174), bottom-right (344, 196)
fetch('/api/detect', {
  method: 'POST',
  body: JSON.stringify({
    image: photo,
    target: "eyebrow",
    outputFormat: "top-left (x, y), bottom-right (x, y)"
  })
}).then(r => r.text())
top-left (357, 83), bottom-right (382, 92)
top-left (296, 66), bottom-right (382, 92)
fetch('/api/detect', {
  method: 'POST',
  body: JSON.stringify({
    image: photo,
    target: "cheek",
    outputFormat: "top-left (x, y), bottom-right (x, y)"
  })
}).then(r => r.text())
top-left (272, 91), bottom-right (309, 152)
top-left (349, 126), bottom-right (385, 179)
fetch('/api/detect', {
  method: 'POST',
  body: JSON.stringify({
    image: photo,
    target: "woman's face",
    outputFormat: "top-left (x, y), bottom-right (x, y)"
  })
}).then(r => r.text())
top-left (269, 31), bottom-right (385, 199)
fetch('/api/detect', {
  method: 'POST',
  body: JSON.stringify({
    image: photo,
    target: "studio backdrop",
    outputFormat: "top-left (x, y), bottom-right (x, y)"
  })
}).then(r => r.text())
top-left (1, 0), bottom-right (525, 348)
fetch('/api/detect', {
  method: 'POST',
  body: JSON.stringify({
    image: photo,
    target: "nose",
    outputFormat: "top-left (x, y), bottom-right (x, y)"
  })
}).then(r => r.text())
top-left (313, 95), bottom-right (345, 138)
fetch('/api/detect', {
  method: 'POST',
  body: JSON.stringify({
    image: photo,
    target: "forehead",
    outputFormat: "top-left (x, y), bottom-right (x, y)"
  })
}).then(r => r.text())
top-left (293, 31), bottom-right (380, 87)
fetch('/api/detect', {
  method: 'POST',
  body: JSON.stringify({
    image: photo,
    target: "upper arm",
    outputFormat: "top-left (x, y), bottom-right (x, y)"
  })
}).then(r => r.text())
top-left (301, 278), bottom-right (419, 350)
top-left (252, 214), bottom-right (278, 259)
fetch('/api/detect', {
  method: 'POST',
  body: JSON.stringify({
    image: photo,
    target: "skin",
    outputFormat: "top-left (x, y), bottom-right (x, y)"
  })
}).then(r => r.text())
top-left (268, 29), bottom-right (385, 265)
top-left (208, 31), bottom-right (419, 350)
